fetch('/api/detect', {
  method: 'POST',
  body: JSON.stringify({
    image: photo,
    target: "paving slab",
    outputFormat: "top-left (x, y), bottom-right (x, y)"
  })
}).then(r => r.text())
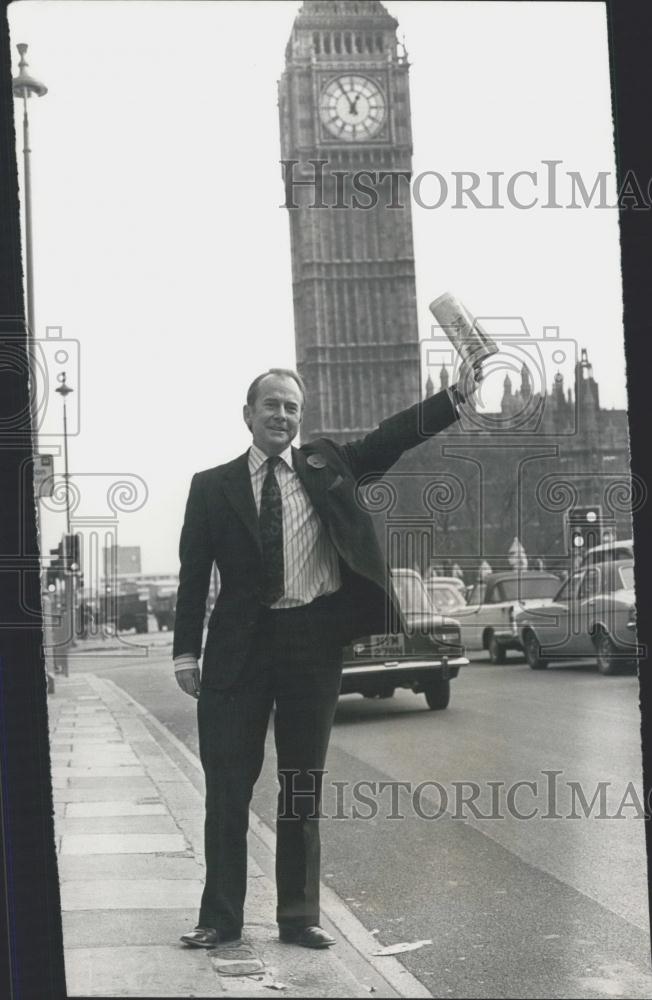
top-left (60, 833), bottom-right (187, 855)
top-left (59, 737), bottom-right (127, 745)
top-left (55, 720), bottom-right (120, 728)
top-left (56, 784), bottom-right (159, 802)
top-left (63, 908), bottom-right (200, 948)
top-left (56, 853), bottom-right (204, 882)
top-left (64, 747), bottom-right (140, 759)
top-left (68, 777), bottom-right (158, 792)
top-left (53, 766), bottom-right (145, 778)
top-left (61, 878), bottom-right (204, 911)
top-left (54, 729), bottom-right (122, 738)
top-left (64, 945), bottom-right (224, 998)
top-left (65, 801), bottom-right (167, 818)
top-left (55, 754), bottom-right (141, 767)
top-left (59, 815), bottom-right (180, 835)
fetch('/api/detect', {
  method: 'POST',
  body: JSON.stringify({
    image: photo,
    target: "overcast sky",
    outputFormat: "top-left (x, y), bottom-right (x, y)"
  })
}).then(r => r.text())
top-left (7, 0), bottom-right (627, 574)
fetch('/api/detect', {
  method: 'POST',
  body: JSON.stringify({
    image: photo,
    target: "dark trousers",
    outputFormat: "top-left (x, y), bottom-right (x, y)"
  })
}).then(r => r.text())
top-left (196, 595), bottom-right (344, 936)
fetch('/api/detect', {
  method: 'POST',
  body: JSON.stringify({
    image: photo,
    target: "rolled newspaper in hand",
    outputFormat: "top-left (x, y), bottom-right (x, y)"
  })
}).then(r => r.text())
top-left (429, 292), bottom-right (499, 370)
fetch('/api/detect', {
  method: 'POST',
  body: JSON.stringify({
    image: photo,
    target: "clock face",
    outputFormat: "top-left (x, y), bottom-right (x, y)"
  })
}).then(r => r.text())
top-left (320, 75), bottom-right (386, 141)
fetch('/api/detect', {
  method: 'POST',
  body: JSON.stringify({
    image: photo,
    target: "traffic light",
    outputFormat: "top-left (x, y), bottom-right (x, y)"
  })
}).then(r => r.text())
top-left (46, 543), bottom-right (64, 589)
top-left (567, 505), bottom-right (603, 555)
top-left (63, 532), bottom-right (81, 572)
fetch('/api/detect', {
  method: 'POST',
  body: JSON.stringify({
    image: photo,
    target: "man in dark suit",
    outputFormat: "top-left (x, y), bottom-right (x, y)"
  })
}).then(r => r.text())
top-left (174, 366), bottom-right (478, 950)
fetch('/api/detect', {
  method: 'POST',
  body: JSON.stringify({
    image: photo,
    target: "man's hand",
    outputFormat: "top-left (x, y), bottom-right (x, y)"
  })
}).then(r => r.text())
top-left (175, 665), bottom-right (201, 699)
top-left (457, 359), bottom-right (484, 402)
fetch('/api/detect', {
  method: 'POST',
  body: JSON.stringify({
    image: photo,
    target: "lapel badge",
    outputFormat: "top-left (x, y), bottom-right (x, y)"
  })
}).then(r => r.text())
top-left (307, 453), bottom-right (327, 469)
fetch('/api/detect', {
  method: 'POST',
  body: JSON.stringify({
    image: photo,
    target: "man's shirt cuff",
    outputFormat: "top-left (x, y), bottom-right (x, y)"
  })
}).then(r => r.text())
top-left (174, 654), bottom-right (199, 672)
top-left (446, 385), bottom-right (463, 415)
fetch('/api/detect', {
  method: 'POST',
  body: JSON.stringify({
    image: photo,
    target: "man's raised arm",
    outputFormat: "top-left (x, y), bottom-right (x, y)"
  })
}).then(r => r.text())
top-left (341, 365), bottom-right (481, 482)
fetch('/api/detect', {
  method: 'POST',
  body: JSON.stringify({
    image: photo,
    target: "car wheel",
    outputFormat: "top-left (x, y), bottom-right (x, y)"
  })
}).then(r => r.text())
top-left (593, 630), bottom-right (622, 676)
top-left (488, 634), bottom-right (507, 664)
top-left (523, 630), bottom-right (548, 670)
top-left (423, 677), bottom-right (450, 710)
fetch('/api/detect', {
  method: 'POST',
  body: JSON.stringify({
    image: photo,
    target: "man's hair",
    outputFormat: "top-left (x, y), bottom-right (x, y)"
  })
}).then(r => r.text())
top-left (246, 368), bottom-right (306, 408)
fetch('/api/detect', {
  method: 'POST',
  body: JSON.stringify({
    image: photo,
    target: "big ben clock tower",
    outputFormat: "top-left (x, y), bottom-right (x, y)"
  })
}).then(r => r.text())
top-left (279, 0), bottom-right (421, 441)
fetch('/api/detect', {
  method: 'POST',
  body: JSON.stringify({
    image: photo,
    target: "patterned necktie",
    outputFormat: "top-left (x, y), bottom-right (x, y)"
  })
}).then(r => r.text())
top-left (259, 455), bottom-right (284, 605)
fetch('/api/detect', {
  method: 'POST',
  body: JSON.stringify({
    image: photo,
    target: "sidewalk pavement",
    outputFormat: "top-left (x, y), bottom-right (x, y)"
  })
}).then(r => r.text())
top-left (55, 630), bottom-right (175, 657)
top-left (49, 672), bottom-right (431, 998)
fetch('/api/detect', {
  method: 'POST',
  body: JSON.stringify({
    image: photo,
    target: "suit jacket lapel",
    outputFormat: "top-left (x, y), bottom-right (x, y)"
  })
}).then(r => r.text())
top-left (220, 448), bottom-right (338, 553)
top-left (221, 453), bottom-right (261, 553)
top-left (292, 447), bottom-right (335, 527)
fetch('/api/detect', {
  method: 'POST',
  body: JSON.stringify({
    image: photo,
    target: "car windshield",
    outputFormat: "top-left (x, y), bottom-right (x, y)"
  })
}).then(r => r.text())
top-left (428, 584), bottom-right (465, 613)
top-left (499, 577), bottom-right (560, 601)
top-left (619, 566), bottom-right (635, 590)
top-left (392, 573), bottom-right (433, 617)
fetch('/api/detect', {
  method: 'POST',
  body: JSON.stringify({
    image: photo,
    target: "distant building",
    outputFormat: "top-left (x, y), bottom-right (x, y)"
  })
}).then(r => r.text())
top-left (280, 3), bottom-right (633, 576)
top-left (385, 347), bottom-right (632, 575)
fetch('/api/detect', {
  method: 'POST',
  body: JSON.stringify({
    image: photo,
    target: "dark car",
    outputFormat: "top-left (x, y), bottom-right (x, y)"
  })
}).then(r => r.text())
top-left (99, 585), bottom-right (149, 634)
top-left (151, 585), bottom-right (177, 631)
top-left (340, 569), bottom-right (468, 710)
top-left (515, 558), bottom-right (637, 675)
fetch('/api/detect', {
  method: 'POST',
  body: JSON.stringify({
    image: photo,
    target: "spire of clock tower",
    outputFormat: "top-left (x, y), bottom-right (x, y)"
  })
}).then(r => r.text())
top-left (292, 2), bottom-right (398, 35)
top-left (279, 0), bottom-right (420, 441)
top-left (297, 1), bottom-right (395, 15)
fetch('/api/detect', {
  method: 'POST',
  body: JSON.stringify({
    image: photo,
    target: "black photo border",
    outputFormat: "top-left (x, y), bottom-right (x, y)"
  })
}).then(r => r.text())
top-left (0, 1), bottom-right (650, 996)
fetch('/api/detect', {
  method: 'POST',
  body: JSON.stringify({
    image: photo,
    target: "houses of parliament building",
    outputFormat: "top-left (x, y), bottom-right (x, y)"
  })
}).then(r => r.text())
top-left (279, 1), bottom-right (632, 576)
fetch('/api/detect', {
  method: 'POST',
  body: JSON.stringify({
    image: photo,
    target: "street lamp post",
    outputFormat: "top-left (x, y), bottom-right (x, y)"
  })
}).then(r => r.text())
top-left (55, 372), bottom-right (75, 641)
top-left (12, 45), bottom-right (52, 686)
top-left (55, 372), bottom-right (73, 534)
top-left (12, 43), bottom-right (47, 438)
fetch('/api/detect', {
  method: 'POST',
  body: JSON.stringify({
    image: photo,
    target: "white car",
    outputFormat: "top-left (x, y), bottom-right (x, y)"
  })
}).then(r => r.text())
top-left (581, 538), bottom-right (634, 567)
top-left (425, 578), bottom-right (467, 616)
top-left (515, 559), bottom-right (637, 674)
top-left (453, 571), bottom-right (561, 663)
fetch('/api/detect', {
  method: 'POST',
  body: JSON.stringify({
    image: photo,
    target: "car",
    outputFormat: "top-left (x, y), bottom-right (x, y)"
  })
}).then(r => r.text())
top-left (453, 571), bottom-right (562, 663)
top-left (340, 568), bottom-right (468, 710)
top-left (151, 585), bottom-right (177, 631)
top-left (99, 589), bottom-right (149, 634)
top-left (425, 574), bottom-right (467, 596)
top-left (515, 558), bottom-right (637, 675)
top-left (425, 578), bottom-right (467, 616)
top-left (581, 537), bottom-right (634, 567)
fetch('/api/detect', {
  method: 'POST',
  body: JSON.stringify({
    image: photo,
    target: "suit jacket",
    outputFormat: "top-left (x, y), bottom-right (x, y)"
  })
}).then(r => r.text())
top-left (173, 388), bottom-right (459, 689)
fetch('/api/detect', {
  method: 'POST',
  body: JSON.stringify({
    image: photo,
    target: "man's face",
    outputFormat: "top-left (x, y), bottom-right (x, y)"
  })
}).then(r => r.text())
top-left (243, 374), bottom-right (303, 456)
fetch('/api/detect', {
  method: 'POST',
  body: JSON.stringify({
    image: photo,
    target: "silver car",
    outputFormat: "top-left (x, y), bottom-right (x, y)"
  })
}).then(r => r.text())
top-left (515, 559), bottom-right (637, 675)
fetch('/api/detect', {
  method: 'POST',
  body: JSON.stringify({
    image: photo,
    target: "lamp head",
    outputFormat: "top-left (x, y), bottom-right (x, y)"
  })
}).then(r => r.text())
top-left (12, 44), bottom-right (48, 99)
top-left (55, 372), bottom-right (73, 397)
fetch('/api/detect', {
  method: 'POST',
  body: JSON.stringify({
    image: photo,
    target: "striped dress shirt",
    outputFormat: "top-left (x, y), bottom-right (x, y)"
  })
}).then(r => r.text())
top-left (248, 443), bottom-right (341, 607)
top-left (174, 443), bottom-right (342, 670)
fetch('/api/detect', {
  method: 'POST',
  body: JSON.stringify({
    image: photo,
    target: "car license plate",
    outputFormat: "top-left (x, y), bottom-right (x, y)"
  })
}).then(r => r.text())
top-left (357, 634), bottom-right (405, 659)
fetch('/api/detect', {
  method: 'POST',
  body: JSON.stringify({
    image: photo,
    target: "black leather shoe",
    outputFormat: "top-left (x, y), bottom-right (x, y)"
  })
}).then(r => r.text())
top-left (180, 926), bottom-right (242, 949)
top-left (279, 925), bottom-right (335, 949)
